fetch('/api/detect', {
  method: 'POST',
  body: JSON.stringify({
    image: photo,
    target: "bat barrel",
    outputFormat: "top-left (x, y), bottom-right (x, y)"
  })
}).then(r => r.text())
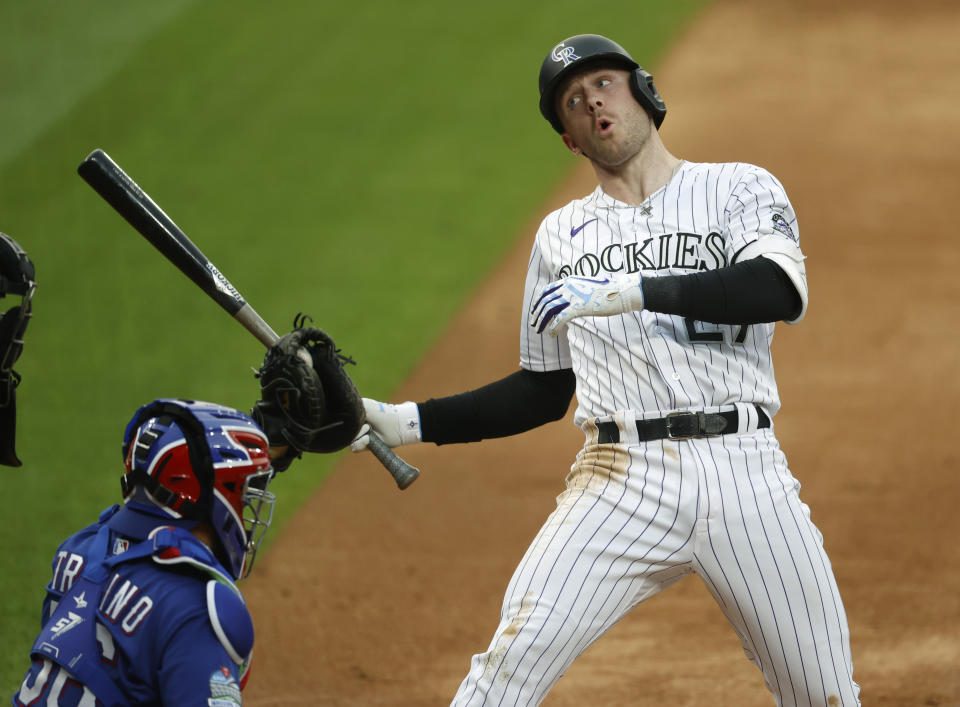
top-left (77, 149), bottom-right (247, 317)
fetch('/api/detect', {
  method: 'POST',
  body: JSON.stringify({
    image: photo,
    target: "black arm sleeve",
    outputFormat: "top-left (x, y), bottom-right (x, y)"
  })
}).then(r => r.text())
top-left (640, 256), bottom-right (802, 324)
top-left (418, 368), bottom-right (576, 445)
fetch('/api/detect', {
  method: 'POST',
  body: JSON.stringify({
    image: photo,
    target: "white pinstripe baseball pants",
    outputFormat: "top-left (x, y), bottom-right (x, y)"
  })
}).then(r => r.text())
top-left (452, 408), bottom-right (860, 706)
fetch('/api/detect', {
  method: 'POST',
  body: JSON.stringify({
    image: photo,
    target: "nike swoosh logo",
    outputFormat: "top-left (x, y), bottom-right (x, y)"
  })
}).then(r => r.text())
top-left (570, 218), bottom-right (597, 237)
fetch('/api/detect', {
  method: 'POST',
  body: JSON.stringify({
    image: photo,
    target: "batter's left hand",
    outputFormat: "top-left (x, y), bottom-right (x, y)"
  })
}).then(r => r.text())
top-left (349, 398), bottom-right (421, 452)
top-left (529, 273), bottom-right (645, 337)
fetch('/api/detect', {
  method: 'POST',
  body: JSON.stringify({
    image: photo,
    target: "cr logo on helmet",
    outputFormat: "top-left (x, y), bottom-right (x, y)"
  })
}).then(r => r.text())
top-left (551, 43), bottom-right (580, 67)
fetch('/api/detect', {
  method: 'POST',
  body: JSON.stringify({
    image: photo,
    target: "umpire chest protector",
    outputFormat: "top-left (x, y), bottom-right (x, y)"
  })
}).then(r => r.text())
top-left (538, 33), bottom-right (667, 134)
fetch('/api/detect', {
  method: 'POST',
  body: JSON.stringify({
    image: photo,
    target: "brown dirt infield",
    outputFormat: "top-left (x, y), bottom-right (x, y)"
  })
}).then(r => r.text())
top-left (242, 1), bottom-right (960, 704)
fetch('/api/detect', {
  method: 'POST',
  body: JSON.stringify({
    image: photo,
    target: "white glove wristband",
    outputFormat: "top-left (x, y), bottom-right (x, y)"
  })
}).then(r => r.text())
top-left (613, 273), bottom-right (645, 313)
top-left (354, 399), bottom-right (422, 449)
top-left (391, 401), bottom-right (422, 446)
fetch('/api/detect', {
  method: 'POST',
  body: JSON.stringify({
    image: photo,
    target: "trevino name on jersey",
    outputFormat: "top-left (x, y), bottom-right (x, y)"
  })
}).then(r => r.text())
top-left (13, 507), bottom-right (251, 707)
top-left (520, 161), bottom-right (809, 425)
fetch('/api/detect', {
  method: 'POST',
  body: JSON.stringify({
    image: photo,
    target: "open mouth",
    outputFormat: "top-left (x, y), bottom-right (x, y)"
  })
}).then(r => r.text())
top-left (597, 118), bottom-right (613, 133)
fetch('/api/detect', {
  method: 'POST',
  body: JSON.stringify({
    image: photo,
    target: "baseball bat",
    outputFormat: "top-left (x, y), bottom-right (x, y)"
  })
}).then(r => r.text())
top-left (77, 148), bottom-right (419, 490)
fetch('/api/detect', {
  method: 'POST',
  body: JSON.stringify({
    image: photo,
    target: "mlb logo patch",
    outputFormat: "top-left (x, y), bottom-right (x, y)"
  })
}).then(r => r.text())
top-left (208, 668), bottom-right (241, 706)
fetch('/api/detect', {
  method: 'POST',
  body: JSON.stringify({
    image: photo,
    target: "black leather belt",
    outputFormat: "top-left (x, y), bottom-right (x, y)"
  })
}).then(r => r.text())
top-left (596, 405), bottom-right (770, 444)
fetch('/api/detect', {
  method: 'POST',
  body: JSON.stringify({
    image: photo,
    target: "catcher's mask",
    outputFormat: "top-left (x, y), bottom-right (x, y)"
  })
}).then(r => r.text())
top-left (0, 233), bottom-right (36, 467)
top-left (538, 33), bottom-right (666, 134)
top-left (121, 399), bottom-right (276, 579)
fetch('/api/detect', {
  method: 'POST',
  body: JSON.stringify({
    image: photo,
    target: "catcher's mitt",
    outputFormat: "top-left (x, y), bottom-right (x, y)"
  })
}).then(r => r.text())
top-left (252, 316), bottom-right (364, 467)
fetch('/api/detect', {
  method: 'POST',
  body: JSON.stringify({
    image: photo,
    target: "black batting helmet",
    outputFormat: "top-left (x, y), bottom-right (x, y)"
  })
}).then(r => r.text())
top-left (538, 34), bottom-right (666, 134)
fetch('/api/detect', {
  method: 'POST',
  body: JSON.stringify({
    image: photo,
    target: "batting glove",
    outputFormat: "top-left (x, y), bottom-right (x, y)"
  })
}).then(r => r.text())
top-left (350, 398), bottom-right (421, 452)
top-left (529, 273), bottom-right (645, 337)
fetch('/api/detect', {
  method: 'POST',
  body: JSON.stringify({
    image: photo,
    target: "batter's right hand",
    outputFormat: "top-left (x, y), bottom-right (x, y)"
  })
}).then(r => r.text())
top-left (529, 273), bottom-right (645, 337)
top-left (350, 398), bottom-right (422, 452)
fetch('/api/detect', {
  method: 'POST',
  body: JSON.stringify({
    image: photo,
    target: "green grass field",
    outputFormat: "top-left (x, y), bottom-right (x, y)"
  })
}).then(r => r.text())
top-left (0, 0), bottom-right (706, 692)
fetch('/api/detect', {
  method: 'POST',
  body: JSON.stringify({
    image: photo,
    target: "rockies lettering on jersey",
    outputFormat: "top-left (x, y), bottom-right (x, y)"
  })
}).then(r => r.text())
top-left (557, 230), bottom-right (728, 276)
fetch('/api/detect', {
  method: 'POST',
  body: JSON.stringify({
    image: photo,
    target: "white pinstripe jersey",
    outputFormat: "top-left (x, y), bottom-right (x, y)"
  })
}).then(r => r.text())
top-left (520, 161), bottom-right (808, 425)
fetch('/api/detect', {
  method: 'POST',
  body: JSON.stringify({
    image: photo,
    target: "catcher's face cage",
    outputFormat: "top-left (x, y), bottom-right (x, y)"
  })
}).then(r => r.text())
top-left (121, 399), bottom-right (276, 579)
top-left (538, 33), bottom-right (667, 134)
top-left (234, 468), bottom-right (276, 579)
top-left (207, 431), bottom-right (277, 579)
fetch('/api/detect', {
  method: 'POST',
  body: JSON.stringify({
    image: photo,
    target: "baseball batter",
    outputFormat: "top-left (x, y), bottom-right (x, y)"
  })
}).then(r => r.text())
top-left (353, 34), bottom-right (860, 706)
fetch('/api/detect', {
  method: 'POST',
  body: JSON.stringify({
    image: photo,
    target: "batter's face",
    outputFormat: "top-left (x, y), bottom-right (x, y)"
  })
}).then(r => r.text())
top-left (556, 66), bottom-right (652, 168)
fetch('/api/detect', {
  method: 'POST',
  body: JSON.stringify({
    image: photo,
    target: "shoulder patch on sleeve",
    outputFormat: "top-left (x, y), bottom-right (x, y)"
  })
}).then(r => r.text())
top-left (206, 579), bottom-right (254, 666)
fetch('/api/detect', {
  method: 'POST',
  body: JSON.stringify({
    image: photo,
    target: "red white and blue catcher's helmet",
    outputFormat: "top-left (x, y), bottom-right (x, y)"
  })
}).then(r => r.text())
top-left (121, 399), bottom-right (276, 580)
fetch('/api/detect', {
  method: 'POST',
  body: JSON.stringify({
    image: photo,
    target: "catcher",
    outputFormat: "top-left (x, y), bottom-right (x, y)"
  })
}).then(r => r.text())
top-left (12, 399), bottom-right (281, 706)
top-left (11, 322), bottom-right (362, 705)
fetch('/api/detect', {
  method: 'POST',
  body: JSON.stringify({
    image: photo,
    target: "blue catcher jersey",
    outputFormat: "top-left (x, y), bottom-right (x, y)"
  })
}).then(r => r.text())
top-left (12, 505), bottom-right (253, 706)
